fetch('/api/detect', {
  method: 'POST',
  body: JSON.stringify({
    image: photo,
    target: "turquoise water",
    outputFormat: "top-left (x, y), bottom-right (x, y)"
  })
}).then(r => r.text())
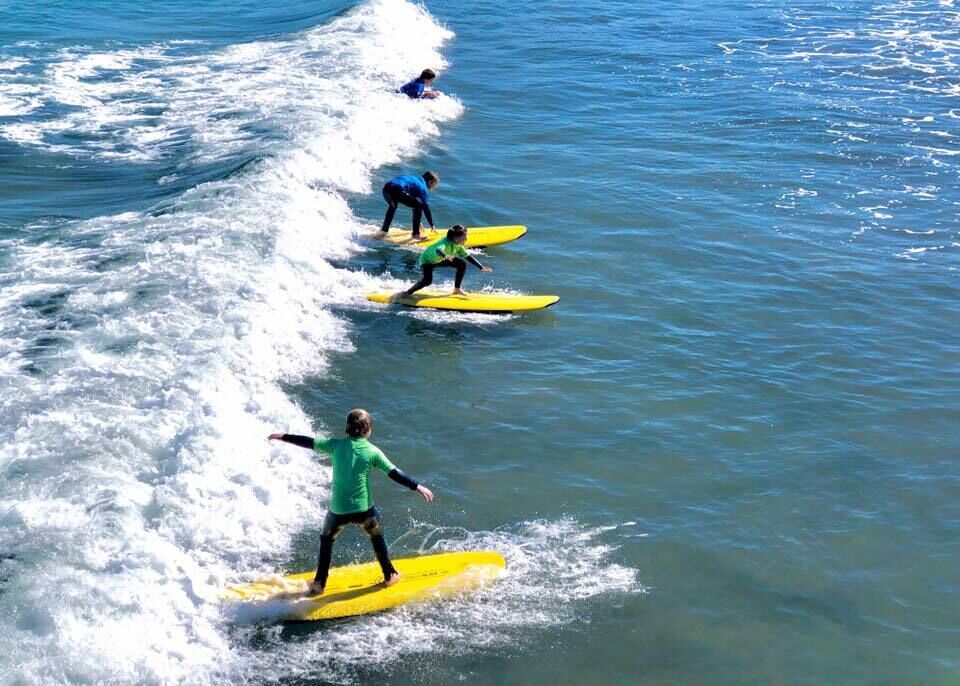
top-left (1, 0), bottom-right (958, 683)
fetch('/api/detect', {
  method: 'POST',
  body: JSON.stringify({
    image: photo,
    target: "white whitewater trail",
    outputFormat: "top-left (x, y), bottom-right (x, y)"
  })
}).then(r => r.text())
top-left (0, 1), bottom-right (641, 683)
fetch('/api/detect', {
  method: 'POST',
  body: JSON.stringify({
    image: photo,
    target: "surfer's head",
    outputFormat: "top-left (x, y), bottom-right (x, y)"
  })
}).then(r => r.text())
top-left (345, 408), bottom-right (372, 438)
top-left (419, 68), bottom-right (437, 85)
top-left (447, 224), bottom-right (468, 244)
top-left (422, 170), bottom-right (440, 190)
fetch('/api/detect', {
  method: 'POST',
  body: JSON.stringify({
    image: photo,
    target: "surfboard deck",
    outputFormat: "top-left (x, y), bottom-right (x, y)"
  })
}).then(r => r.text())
top-left (380, 225), bottom-right (526, 248)
top-left (222, 551), bottom-right (506, 622)
top-left (366, 290), bottom-right (559, 313)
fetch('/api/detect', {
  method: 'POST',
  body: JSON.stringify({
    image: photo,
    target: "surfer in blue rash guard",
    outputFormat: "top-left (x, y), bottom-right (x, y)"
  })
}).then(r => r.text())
top-left (268, 408), bottom-right (434, 596)
top-left (380, 170), bottom-right (439, 239)
top-left (399, 68), bottom-right (442, 99)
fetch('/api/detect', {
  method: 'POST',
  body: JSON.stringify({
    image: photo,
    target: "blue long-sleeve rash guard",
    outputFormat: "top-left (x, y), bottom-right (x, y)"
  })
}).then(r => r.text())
top-left (399, 78), bottom-right (426, 99)
top-left (387, 174), bottom-right (434, 227)
top-left (392, 174), bottom-right (430, 205)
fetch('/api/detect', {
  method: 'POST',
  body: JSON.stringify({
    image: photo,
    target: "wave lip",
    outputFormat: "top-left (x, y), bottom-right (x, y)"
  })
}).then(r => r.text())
top-left (0, 0), bottom-right (460, 165)
top-left (0, 1), bottom-right (465, 683)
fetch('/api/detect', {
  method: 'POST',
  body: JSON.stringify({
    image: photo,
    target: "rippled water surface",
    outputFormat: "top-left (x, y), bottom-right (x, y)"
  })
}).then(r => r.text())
top-left (0, 0), bottom-right (957, 683)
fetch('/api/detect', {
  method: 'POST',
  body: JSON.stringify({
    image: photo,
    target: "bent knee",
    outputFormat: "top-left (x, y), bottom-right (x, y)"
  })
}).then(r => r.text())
top-left (361, 520), bottom-right (384, 537)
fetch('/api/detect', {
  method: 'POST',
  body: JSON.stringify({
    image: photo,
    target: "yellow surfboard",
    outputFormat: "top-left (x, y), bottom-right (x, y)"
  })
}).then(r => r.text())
top-left (222, 551), bottom-right (505, 622)
top-left (380, 225), bottom-right (526, 248)
top-left (366, 290), bottom-right (559, 313)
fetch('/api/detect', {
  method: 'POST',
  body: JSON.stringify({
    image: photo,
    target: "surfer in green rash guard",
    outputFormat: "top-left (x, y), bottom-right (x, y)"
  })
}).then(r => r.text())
top-left (402, 224), bottom-right (493, 297)
top-left (268, 408), bottom-right (434, 596)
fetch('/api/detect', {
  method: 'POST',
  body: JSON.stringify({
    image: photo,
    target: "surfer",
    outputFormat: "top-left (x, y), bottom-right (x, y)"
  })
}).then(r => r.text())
top-left (399, 68), bottom-right (442, 99)
top-left (268, 408), bottom-right (434, 595)
top-left (403, 225), bottom-right (493, 297)
top-left (380, 171), bottom-right (440, 239)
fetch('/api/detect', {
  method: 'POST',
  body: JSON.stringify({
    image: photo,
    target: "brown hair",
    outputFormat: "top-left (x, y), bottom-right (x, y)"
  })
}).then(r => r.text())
top-left (422, 170), bottom-right (440, 188)
top-left (345, 408), bottom-right (372, 438)
top-left (419, 69), bottom-right (437, 81)
top-left (447, 224), bottom-right (467, 241)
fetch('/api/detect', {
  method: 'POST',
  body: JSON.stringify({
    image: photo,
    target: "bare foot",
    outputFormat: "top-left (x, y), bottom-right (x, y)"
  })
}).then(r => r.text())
top-left (305, 580), bottom-right (324, 596)
top-left (451, 288), bottom-right (467, 296)
top-left (382, 571), bottom-right (402, 587)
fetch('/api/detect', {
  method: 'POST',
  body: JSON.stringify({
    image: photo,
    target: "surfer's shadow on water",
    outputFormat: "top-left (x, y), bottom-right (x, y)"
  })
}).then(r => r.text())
top-left (226, 609), bottom-right (359, 642)
top-left (275, 614), bottom-right (355, 640)
top-left (345, 303), bottom-right (555, 343)
top-left (392, 302), bottom-right (558, 336)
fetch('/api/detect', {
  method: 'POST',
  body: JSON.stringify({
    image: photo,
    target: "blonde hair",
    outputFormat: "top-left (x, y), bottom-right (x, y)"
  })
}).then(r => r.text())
top-left (345, 408), bottom-right (372, 438)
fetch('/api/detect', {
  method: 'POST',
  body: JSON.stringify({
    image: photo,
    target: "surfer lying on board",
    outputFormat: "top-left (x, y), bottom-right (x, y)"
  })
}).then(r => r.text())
top-left (268, 408), bottom-right (434, 595)
top-left (399, 68), bottom-right (442, 99)
top-left (380, 171), bottom-right (439, 239)
top-left (402, 225), bottom-right (493, 297)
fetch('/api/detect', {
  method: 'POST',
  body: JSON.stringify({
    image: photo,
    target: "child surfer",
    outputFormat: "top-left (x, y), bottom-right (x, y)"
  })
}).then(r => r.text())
top-left (399, 68), bottom-right (443, 99)
top-left (402, 225), bottom-right (493, 297)
top-left (380, 171), bottom-right (440, 239)
top-left (267, 408), bottom-right (434, 595)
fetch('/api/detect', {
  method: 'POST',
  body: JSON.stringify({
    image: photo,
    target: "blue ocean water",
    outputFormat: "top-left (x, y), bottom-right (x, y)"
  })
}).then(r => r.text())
top-left (1, 0), bottom-right (958, 683)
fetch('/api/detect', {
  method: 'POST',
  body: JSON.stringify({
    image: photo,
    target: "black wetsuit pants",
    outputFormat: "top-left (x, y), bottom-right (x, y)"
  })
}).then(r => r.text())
top-left (406, 258), bottom-right (467, 294)
top-left (314, 506), bottom-right (397, 587)
top-left (381, 183), bottom-right (429, 234)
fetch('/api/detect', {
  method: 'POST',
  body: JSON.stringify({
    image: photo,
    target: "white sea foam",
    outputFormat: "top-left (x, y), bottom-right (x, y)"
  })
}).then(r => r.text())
top-left (0, 58), bottom-right (29, 70)
top-left (0, 80), bottom-right (41, 116)
top-left (0, 6), bottom-right (460, 164)
top-left (0, 2), bottom-right (637, 683)
top-left (226, 519), bottom-right (643, 683)
top-left (0, 0), bottom-right (423, 681)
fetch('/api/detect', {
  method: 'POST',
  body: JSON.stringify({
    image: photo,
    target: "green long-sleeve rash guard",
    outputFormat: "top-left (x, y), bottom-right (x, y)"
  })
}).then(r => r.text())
top-left (313, 437), bottom-right (396, 515)
top-left (418, 236), bottom-right (483, 268)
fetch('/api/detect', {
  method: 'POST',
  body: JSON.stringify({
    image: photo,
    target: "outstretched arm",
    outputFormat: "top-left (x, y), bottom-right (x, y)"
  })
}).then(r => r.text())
top-left (388, 467), bottom-right (434, 502)
top-left (267, 433), bottom-right (315, 450)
